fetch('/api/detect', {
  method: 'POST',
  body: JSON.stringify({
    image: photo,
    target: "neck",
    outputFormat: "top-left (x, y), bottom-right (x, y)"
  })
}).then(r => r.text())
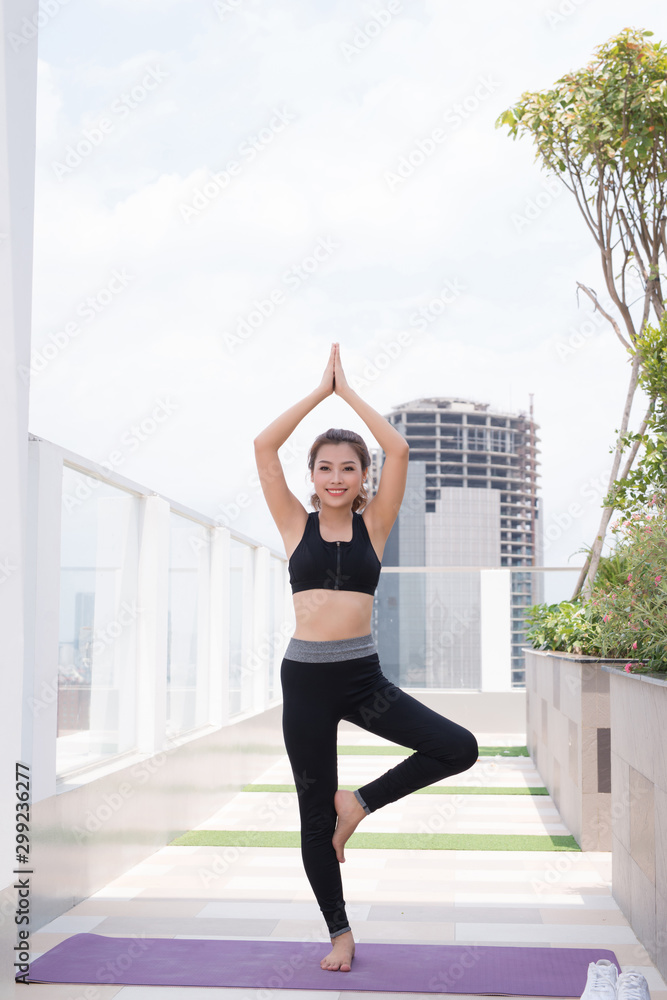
top-left (318, 506), bottom-right (353, 525)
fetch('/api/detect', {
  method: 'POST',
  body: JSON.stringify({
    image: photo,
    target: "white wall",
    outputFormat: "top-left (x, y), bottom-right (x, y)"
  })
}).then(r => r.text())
top-left (0, 0), bottom-right (39, 984)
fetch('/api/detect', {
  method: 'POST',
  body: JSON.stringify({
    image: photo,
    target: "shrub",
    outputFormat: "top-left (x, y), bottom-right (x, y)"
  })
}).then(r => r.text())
top-left (525, 503), bottom-right (667, 672)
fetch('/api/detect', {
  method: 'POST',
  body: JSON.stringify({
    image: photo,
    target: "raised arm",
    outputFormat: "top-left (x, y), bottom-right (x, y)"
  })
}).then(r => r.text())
top-left (333, 343), bottom-right (409, 533)
top-left (253, 344), bottom-right (335, 533)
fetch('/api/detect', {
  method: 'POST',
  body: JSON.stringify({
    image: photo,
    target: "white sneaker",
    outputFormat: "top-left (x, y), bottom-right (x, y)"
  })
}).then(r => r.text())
top-left (617, 971), bottom-right (651, 1000)
top-left (580, 959), bottom-right (619, 1000)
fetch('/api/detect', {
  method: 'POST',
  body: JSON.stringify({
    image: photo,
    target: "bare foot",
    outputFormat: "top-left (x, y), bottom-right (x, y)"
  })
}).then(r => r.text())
top-left (332, 789), bottom-right (366, 863)
top-left (320, 929), bottom-right (355, 971)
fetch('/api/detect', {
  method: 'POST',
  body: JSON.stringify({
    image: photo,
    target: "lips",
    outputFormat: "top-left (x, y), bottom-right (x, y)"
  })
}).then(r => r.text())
top-left (326, 489), bottom-right (347, 495)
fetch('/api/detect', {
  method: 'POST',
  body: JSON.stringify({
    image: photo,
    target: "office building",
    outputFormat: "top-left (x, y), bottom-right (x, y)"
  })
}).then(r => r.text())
top-left (369, 396), bottom-right (542, 689)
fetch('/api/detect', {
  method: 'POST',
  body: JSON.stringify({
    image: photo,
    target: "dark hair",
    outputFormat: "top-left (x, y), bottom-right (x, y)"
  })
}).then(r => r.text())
top-left (307, 428), bottom-right (371, 512)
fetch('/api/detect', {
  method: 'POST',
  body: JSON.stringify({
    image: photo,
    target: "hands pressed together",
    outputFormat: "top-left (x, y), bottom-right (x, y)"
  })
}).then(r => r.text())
top-left (319, 342), bottom-right (351, 400)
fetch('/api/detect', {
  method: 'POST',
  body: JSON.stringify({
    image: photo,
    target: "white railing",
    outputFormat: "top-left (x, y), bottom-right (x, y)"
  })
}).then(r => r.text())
top-left (26, 434), bottom-right (292, 794)
top-left (24, 433), bottom-right (582, 792)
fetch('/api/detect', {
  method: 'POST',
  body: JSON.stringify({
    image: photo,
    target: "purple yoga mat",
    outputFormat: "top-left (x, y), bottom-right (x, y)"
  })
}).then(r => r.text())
top-left (20, 933), bottom-right (620, 995)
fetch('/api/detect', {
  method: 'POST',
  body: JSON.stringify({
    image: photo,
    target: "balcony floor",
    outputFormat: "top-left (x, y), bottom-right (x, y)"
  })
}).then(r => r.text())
top-left (23, 731), bottom-right (667, 1000)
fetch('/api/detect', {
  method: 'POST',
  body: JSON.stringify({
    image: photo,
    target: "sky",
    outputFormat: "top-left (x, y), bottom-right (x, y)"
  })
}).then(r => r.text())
top-left (26, 0), bottom-right (667, 590)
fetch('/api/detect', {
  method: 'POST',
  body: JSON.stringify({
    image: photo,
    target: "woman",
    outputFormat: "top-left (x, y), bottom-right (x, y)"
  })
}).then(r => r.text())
top-left (253, 342), bottom-right (479, 972)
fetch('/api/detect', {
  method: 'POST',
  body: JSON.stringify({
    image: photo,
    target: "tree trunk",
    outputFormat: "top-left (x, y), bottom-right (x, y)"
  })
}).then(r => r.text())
top-left (571, 349), bottom-right (643, 600)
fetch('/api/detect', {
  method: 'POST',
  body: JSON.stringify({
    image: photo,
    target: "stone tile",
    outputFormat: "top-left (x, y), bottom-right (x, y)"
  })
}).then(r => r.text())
top-left (453, 906), bottom-right (544, 923)
top-left (355, 920), bottom-right (457, 942)
top-left (552, 757), bottom-right (561, 811)
top-left (656, 888), bottom-right (667, 983)
top-left (656, 786), bottom-right (667, 922)
top-left (612, 833), bottom-right (633, 922)
top-left (539, 907), bottom-right (629, 925)
top-left (553, 660), bottom-right (561, 712)
top-left (629, 855), bottom-right (657, 959)
top-left (367, 904), bottom-right (457, 922)
top-left (89, 915), bottom-right (281, 937)
top-left (610, 942), bottom-right (655, 965)
top-left (612, 751), bottom-right (631, 852)
top-left (72, 899), bottom-right (207, 918)
top-left (581, 662), bottom-right (598, 695)
top-left (596, 670), bottom-right (611, 727)
top-left (561, 661), bottom-right (582, 723)
top-left (597, 728), bottom-right (611, 793)
top-left (582, 791), bottom-right (612, 852)
top-left (629, 767), bottom-right (655, 883)
top-left (626, 684), bottom-right (658, 782)
top-left (581, 727), bottom-right (598, 794)
top-left (581, 690), bottom-right (597, 733)
top-left (568, 718), bottom-right (578, 786)
top-left (455, 922), bottom-right (637, 944)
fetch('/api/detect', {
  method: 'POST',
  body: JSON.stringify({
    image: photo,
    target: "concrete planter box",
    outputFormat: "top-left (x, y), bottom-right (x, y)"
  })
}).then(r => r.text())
top-left (601, 664), bottom-right (667, 981)
top-left (524, 648), bottom-right (624, 852)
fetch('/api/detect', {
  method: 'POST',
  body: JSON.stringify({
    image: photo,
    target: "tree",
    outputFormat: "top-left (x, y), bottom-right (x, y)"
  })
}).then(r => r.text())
top-left (495, 26), bottom-right (667, 598)
top-left (605, 314), bottom-right (667, 514)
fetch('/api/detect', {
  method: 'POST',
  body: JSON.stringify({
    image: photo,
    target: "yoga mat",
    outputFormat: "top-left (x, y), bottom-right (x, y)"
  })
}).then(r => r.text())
top-left (20, 933), bottom-right (620, 995)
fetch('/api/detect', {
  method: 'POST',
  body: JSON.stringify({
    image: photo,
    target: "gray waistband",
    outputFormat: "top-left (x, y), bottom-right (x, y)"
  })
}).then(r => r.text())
top-left (284, 633), bottom-right (377, 663)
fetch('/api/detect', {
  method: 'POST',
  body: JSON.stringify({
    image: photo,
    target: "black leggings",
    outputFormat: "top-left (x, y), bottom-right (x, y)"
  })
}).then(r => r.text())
top-left (280, 643), bottom-right (479, 937)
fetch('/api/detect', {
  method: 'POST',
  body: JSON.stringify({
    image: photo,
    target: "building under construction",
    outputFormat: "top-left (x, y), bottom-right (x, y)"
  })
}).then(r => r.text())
top-left (369, 396), bottom-right (542, 689)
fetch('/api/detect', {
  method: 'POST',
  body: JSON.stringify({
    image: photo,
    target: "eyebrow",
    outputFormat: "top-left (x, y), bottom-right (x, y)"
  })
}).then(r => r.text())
top-left (316, 458), bottom-right (358, 465)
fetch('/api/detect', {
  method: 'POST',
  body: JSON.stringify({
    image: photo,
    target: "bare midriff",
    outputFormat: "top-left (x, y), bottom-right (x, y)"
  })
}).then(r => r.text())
top-left (291, 590), bottom-right (374, 641)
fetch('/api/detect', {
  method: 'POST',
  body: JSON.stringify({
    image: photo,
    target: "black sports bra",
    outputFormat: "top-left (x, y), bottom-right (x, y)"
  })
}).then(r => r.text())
top-left (288, 511), bottom-right (381, 596)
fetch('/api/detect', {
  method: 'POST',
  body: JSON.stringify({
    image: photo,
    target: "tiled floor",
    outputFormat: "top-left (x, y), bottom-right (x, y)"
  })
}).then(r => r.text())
top-left (19, 730), bottom-right (667, 1000)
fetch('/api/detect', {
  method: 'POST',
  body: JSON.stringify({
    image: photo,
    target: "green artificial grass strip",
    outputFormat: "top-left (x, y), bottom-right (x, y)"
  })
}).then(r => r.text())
top-left (242, 783), bottom-right (547, 796)
top-left (169, 829), bottom-right (579, 851)
top-left (335, 745), bottom-right (529, 757)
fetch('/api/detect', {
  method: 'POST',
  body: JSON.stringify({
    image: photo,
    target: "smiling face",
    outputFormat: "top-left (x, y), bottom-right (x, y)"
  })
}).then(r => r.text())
top-left (311, 442), bottom-right (367, 510)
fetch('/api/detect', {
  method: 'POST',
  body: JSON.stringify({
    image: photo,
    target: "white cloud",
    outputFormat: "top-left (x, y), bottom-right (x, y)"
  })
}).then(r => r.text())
top-left (29, 0), bottom-right (667, 572)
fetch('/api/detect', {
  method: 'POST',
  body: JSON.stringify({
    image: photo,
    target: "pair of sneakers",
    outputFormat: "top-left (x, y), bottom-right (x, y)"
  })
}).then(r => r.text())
top-left (580, 959), bottom-right (651, 1000)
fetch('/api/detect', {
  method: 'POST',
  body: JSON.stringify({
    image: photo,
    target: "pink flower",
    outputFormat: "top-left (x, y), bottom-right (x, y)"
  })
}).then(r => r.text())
top-left (627, 573), bottom-right (633, 582)
top-left (632, 641), bottom-right (637, 649)
top-left (603, 615), bottom-right (609, 622)
top-left (656, 575), bottom-right (662, 583)
top-left (625, 664), bottom-right (633, 672)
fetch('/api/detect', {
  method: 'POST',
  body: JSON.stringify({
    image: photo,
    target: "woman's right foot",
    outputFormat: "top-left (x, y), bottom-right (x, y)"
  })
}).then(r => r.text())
top-left (320, 929), bottom-right (355, 971)
top-left (332, 789), bottom-right (366, 863)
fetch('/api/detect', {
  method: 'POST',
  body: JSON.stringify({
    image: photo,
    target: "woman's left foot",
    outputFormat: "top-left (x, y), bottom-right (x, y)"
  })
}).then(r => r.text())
top-left (332, 789), bottom-right (366, 863)
top-left (321, 929), bottom-right (355, 971)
